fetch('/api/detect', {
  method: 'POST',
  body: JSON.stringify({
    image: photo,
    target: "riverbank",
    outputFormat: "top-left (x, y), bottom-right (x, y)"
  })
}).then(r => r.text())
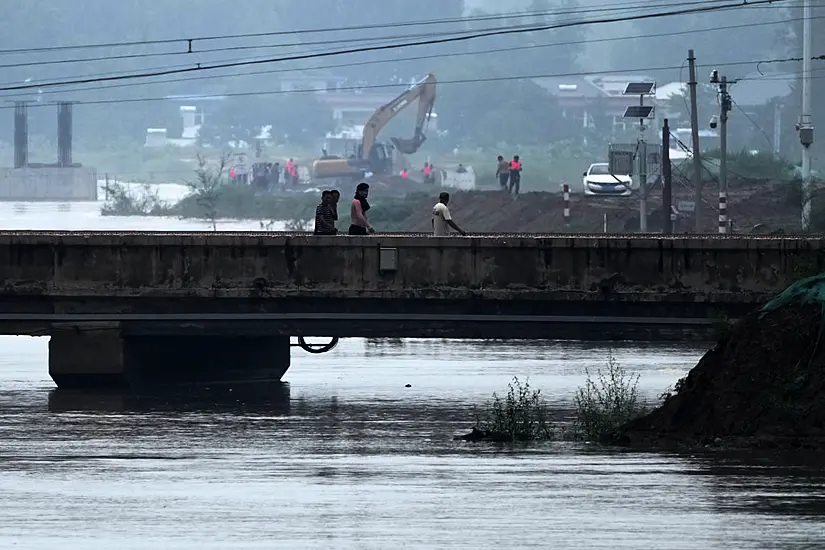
top-left (102, 178), bottom-right (819, 233)
top-left (618, 275), bottom-right (825, 451)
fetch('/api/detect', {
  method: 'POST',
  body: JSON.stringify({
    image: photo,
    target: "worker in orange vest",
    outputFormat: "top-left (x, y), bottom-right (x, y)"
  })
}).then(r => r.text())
top-left (509, 155), bottom-right (522, 195)
top-left (423, 163), bottom-right (433, 183)
top-left (285, 159), bottom-right (296, 186)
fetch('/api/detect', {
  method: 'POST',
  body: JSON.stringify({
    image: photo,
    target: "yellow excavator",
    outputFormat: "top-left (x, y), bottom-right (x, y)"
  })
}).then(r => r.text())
top-left (312, 73), bottom-right (436, 181)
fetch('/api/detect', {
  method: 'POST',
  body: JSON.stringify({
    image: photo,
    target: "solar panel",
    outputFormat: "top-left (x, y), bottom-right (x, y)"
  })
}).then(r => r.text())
top-left (623, 82), bottom-right (655, 95)
top-left (623, 105), bottom-right (655, 119)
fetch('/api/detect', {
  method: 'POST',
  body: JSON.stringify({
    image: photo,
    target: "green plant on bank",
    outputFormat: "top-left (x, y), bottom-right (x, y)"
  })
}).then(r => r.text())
top-left (474, 376), bottom-right (554, 442)
top-left (702, 149), bottom-right (797, 181)
top-left (187, 153), bottom-right (229, 231)
top-left (100, 181), bottom-right (166, 216)
top-left (574, 352), bottom-right (643, 443)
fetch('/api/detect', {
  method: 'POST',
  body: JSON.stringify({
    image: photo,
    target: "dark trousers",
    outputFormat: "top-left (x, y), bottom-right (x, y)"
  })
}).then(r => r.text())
top-left (509, 175), bottom-right (520, 194)
top-left (499, 174), bottom-right (509, 188)
top-left (348, 224), bottom-right (368, 235)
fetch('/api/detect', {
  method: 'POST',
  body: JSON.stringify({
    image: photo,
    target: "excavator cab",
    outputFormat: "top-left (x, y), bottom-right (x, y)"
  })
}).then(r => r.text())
top-left (369, 143), bottom-right (392, 174)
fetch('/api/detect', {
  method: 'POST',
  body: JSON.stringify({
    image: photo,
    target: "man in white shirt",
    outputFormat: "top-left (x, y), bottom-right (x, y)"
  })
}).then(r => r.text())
top-left (432, 192), bottom-right (467, 236)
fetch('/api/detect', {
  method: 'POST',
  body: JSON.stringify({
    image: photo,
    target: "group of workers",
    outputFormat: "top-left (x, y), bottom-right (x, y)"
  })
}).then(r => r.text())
top-left (399, 163), bottom-right (444, 182)
top-left (313, 182), bottom-right (466, 237)
top-left (496, 155), bottom-right (522, 195)
top-left (235, 158), bottom-right (301, 190)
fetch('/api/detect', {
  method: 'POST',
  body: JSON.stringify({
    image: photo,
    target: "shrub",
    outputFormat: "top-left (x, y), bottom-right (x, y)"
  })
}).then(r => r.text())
top-left (574, 352), bottom-right (643, 442)
top-left (100, 181), bottom-right (166, 216)
top-left (475, 376), bottom-right (553, 442)
top-left (186, 154), bottom-right (228, 230)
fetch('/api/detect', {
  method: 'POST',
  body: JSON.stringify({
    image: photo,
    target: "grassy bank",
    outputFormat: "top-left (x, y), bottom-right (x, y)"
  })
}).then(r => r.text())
top-left (104, 176), bottom-right (825, 234)
top-left (102, 181), bottom-right (435, 230)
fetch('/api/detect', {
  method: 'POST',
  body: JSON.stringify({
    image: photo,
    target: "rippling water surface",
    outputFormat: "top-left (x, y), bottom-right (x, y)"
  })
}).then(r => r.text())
top-left (1, 196), bottom-right (824, 549)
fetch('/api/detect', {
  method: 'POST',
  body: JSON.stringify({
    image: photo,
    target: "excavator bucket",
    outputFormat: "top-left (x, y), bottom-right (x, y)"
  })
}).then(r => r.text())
top-left (390, 135), bottom-right (426, 155)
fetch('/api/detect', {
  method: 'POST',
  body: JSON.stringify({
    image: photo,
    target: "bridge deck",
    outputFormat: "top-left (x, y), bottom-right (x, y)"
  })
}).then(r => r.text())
top-left (0, 231), bottom-right (818, 339)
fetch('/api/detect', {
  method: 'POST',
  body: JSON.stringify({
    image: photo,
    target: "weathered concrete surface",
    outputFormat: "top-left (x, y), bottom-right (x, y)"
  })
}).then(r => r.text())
top-left (0, 232), bottom-right (821, 338)
top-left (48, 322), bottom-right (290, 389)
top-left (0, 167), bottom-right (98, 201)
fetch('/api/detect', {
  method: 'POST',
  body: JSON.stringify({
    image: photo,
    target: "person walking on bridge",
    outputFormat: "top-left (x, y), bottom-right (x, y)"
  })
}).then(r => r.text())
top-left (496, 155), bottom-right (509, 190)
top-left (432, 192), bottom-right (466, 237)
top-left (314, 191), bottom-right (338, 235)
top-left (349, 182), bottom-right (375, 235)
top-left (509, 155), bottom-right (522, 195)
top-left (330, 189), bottom-right (340, 224)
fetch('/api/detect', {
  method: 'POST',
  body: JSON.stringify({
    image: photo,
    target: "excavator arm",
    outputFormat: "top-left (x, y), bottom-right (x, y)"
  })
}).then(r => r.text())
top-left (361, 73), bottom-right (437, 159)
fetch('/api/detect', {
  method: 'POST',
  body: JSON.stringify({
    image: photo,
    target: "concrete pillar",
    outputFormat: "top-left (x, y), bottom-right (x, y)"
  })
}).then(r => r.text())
top-left (13, 102), bottom-right (28, 169)
top-left (49, 323), bottom-right (291, 389)
top-left (57, 101), bottom-right (73, 167)
top-left (49, 323), bottom-right (127, 389)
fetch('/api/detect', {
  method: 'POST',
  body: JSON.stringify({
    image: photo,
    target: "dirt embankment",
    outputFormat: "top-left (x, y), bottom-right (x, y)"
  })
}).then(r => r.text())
top-left (619, 295), bottom-right (825, 450)
top-left (380, 179), bottom-right (803, 233)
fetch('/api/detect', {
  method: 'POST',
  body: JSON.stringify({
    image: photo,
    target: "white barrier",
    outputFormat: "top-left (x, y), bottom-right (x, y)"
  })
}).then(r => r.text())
top-left (440, 166), bottom-right (476, 190)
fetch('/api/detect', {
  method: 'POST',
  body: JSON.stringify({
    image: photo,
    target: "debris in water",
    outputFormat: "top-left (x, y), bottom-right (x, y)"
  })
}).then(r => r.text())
top-left (453, 427), bottom-right (513, 443)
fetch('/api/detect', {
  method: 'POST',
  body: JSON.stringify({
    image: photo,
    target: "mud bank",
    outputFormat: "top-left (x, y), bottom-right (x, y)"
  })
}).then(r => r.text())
top-left (111, 178), bottom-right (812, 234)
top-left (618, 276), bottom-right (825, 450)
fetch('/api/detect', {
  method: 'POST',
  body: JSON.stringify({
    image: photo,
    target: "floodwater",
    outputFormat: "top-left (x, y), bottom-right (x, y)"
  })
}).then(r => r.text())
top-left (1, 193), bottom-right (825, 549)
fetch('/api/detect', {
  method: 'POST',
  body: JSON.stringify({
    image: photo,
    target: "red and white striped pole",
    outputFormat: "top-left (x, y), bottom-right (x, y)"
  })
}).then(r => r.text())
top-left (562, 183), bottom-right (570, 228)
top-left (718, 191), bottom-right (727, 234)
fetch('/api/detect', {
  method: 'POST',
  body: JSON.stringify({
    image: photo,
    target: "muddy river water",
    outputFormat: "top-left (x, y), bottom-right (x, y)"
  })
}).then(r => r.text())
top-left (0, 199), bottom-right (823, 548)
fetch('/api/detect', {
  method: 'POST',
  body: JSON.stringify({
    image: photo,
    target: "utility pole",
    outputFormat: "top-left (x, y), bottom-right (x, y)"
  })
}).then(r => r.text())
top-left (638, 93), bottom-right (648, 232)
top-left (662, 118), bottom-right (672, 234)
top-left (688, 49), bottom-right (703, 232)
top-left (800, 0), bottom-right (815, 230)
top-left (711, 72), bottom-right (733, 234)
top-left (773, 102), bottom-right (782, 157)
top-left (620, 81), bottom-right (656, 233)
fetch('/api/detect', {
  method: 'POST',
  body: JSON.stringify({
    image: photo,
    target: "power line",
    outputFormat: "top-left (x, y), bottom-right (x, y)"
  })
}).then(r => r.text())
top-left (3, 14), bottom-right (818, 100)
top-left (0, 0), bottom-right (723, 73)
top-left (0, 0), bottom-right (807, 76)
top-left (0, 0), bottom-right (763, 56)
top-left (731, 98), bottom-right (775, 149)
top-left (0, 0), bottom-right (792, 94)
top-left (3, 55), bottom-right (822, 111)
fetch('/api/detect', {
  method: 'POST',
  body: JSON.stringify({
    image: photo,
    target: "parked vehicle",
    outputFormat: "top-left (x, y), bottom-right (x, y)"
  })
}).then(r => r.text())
top-left (582, 163), bottom-right (634, 197)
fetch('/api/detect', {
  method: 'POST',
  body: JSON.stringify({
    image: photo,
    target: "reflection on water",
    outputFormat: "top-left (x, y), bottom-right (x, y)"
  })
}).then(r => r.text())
top-left (1, 336), bottom-right (825, 549)
top-left (0, 197), bottom-right (824, 548)
top-left (47, 383), bottom-right (292, 414)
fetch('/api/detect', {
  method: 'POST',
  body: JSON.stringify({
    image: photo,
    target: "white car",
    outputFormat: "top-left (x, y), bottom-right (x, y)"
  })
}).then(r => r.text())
top-left (582, 163), bottom-right (634, 196)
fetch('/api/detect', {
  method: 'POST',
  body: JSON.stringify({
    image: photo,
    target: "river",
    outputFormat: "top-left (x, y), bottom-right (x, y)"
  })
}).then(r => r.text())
top-left (0, 193), bottom-right (824, 549)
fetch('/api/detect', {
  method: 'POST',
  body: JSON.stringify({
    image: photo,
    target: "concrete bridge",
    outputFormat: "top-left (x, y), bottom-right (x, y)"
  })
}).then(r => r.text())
top-left (0, 231), bottom-right (819, 389)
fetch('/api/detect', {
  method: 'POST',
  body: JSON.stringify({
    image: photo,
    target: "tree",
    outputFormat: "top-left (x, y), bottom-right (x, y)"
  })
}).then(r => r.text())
top-left (437, 64), bottom-right (575, 147)
top-left (608, 4), bottom-right (786, 82)
top-left (198, 94), bottom-right (334, 148)
top-left (188, 153), bottom-right (229, 231)
top-left (663, 83), bottom-right (719, 127)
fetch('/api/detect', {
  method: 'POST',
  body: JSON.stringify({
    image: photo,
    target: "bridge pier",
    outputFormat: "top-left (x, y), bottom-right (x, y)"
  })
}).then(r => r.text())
top-left (48, 323), bottom-right (291, 389)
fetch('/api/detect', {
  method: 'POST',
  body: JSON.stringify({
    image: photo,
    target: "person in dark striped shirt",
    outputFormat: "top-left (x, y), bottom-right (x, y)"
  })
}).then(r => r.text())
top-left (314, 190), bottom-right (338, 235)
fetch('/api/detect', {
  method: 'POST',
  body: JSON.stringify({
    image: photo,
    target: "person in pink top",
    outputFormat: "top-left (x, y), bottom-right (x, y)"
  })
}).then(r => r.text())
top-left (348, 182), bottom-right (375, 235)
